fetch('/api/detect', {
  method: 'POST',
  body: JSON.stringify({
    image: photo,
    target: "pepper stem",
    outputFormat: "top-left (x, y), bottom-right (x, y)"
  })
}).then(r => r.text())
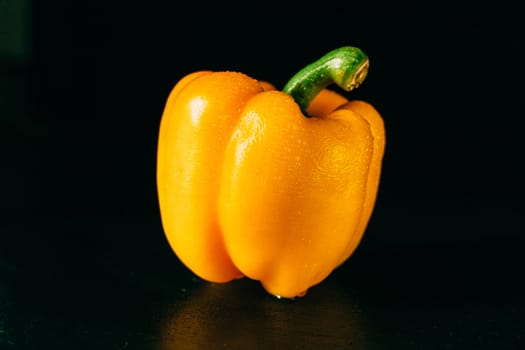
top-left (282, 46), bottom-right (370, 116)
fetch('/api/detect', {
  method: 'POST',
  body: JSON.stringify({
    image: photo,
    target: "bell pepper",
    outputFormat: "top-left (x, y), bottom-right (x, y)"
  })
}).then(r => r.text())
top-left (156, 46), bottom-right (385, 299)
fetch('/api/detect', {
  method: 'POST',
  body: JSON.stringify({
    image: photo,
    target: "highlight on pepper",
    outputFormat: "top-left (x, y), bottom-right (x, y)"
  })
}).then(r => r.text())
top-left (156, 46), bottom-right (385, 299)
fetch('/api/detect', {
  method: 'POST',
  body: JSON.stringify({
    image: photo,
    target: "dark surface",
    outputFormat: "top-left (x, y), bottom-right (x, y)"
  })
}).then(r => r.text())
top-left (1, 213), bottom-right (524, 349)
top-left (2, 4), bottom-right (525, 349)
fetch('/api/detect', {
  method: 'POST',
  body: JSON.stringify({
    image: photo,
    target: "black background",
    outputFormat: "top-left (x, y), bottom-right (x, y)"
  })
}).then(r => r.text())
top-left (1, 2), bottom-right (524, 349)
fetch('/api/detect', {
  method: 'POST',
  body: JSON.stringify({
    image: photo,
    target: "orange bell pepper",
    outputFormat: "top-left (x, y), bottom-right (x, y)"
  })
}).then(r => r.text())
top-left (156, 46), bottom-right (385, 299)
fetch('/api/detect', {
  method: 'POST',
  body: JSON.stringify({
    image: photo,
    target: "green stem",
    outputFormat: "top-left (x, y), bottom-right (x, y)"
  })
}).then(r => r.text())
top-left (282, 46), bottom-right (370, 116)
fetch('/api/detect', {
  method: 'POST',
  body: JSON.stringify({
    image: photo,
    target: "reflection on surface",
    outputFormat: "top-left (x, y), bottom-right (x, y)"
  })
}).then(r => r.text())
top-left (158, 278), bottom-right (368, 349)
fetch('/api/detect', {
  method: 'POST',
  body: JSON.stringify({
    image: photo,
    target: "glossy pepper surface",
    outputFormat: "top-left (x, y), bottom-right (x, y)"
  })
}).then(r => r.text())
top-left (156, 47), bottom-right (385, 299)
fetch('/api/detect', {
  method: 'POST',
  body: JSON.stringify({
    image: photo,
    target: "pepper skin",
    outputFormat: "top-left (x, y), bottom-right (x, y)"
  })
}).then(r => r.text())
top-left (156, 47), bottom-right (385, 299)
